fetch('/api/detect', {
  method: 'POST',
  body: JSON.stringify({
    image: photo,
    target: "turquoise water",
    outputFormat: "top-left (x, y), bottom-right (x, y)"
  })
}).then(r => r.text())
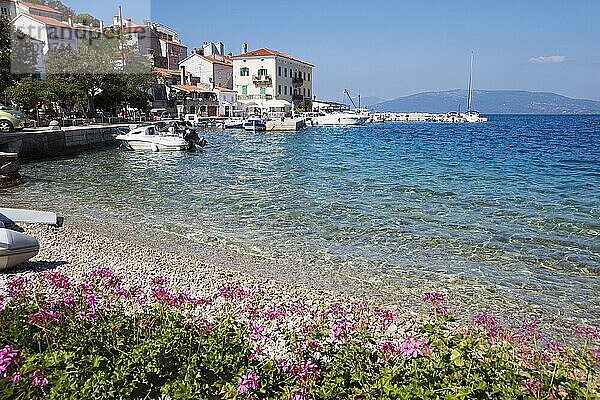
top-left (2, 115), bottom-right (599, 324)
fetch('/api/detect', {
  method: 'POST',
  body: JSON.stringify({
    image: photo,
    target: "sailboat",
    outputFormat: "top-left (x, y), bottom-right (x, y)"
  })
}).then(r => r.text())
top-left (462, 53), bottom-right (488, 123)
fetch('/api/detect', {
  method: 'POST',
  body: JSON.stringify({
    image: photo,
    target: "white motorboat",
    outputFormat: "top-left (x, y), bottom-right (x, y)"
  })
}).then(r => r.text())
top-left (243, 116), bottom-right (267, 132)
top-left (0, 208), bottom-right (63, 271)
top-left (312, 111), bottom-right (370, 126)
top-left (116, 125), bottom-right (190, 152)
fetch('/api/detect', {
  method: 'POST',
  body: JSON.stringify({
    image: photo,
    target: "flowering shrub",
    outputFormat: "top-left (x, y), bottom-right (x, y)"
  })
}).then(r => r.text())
top-left (0, 269), bottom-right (598, 399)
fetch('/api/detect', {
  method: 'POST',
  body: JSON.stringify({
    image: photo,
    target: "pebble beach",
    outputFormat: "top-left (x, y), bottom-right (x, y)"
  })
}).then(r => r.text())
top-left (0, 211), bottom-right (593, 343)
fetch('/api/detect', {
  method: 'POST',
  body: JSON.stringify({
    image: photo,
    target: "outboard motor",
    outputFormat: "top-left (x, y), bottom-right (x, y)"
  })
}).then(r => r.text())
top-left (183, 128), bottom-right (208, 151)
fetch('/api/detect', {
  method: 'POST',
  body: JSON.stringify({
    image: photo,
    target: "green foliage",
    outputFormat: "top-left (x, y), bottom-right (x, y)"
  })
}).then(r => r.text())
top-left (5, 78), bottom-right (53, 111)
top-left (45, 38), bottom-right (156, 116)
top-left (0, 271), bottom-right (597, 400)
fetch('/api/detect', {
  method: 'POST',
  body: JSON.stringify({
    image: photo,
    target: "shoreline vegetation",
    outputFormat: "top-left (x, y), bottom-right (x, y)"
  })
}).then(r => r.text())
top-left (0, 218), bottom-right (598, 398)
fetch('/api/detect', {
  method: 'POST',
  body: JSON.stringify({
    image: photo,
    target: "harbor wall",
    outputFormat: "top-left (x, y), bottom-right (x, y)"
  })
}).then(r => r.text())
top-left (10, 126), bottom-right (122, 161)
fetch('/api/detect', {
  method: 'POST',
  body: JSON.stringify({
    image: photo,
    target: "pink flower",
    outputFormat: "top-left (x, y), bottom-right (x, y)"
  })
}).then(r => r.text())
top-left (43, 271), bottom-right (71, 290)
top-left (30, 369), bottom-right (48, 387)
top-left (7, 276), bottom-right (29, 297)
top-left (28, 308), bottom-right (60, 326)
top-left (9, 371), bottom-right (23, 382)
top-left (423, 291), bottom-right (447, 307)
top-left (473, 314), bottom-right (498, 330)
top-left (248, 323), bottom-right (266, 341)
top-left (237, 370), bottom-right (259, 394)
top-left (399, 337), bottom-right (431, 359)
top-left (218, 282), bottom-right (252, 300)
top-left (0, 345), bottom-right (19, 375)
top-left (150, 276), bottom-right (168, 287)
top-left (292, 360), bottom-right (320, 382)
top-left (0, 295), bottom-right (5, 312)
top-left (375, 308), bottom-right (397, 329)
top-left (330, 319), bottom-right (348, 339)
top-left (573, 326), bottom-right (600, 341)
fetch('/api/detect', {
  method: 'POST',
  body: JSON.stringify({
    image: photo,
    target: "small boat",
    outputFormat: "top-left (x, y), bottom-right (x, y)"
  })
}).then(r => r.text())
top-left (116, 125), bottom-right (189, 152)
top-left (0, 208), bottom-right (63, 271)
top-left (243, 116), bottom-right (267, 132)
top-left (223, 118), bottom-right (244, 129)
top-left (460, 53), bottom-right (488, 123)
top-left (312, 111), bottom-right (370, 126)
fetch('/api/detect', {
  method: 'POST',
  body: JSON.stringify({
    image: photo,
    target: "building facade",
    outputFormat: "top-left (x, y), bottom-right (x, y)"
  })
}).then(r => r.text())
top-left (178, 52), bottom-right (233, 90)
top-left (232, 48), bottom-right (313, 110)
top-left (0, 0), bottom-right (16, 19)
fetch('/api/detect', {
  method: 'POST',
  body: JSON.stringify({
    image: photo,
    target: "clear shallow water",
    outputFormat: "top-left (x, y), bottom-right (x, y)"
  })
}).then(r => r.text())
top-left (3, 115), bottom-right (600, 325)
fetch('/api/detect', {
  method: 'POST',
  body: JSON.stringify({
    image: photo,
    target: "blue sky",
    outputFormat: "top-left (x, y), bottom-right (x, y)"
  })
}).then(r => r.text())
top-left (63, 0), bottom-right (600, 102)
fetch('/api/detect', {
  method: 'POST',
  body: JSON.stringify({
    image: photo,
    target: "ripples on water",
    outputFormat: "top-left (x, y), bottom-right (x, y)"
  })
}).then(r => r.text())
top-left (3, 115), bottom-right (599, 324)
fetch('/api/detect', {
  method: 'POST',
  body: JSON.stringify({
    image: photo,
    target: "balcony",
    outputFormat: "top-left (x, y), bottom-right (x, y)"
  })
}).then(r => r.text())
top-left (292, 77), bottom-right (304, 87)
top-left (238, 94), bottom-right (273, 101)
top-left (252, 75), bottom-right (272, 87)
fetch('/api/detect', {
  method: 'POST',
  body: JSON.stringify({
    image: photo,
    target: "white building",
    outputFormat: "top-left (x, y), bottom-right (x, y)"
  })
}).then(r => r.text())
top-left (179, 52), bottom-right (233, 90)
top-left (172, 83), bottom-right (238, 117)
top-left (232, 47), bottom-right (314, 110)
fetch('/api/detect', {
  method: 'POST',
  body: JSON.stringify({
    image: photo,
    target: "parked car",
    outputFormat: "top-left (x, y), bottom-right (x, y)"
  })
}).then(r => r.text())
top-left (0, 105), bottom-right (27, 133)
top-left (160, 111), bottom-right (177, 120)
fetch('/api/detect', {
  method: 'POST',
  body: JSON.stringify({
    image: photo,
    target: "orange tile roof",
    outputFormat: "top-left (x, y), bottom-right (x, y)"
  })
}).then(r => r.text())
top-left (201, 55), bottom-right (232, 67)
top-left (153, 67), bottom-right (181, 77)
top-left (159, 38), bottom-right (187, 48)
top-left (23, 13), bottom-right (70, 28)
top-left (73, 23), bottom-right (101, 32)
top-left (173, 84), bottom-right (208, 92)
top-left (20, 1), bottom-right (61, 14)
top-left (233, 47), bottom-right (313, 66)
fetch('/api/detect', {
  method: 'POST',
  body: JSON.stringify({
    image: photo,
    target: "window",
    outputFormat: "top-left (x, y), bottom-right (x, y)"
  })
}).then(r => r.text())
top-left (242, 85), bottom-right (247, 95)
top-left (278, 85), bottom-right (281, 94)
top-left (308, 73), bottom-right (311, 81)
top-left (308, 89), bottom-right (311, 98)
top-left (278, 66), bottom-right (281, 76)
top-left (284, 86), bottom-right (287, 95)
top-left (284, 68), bottom-right (287, 77)
top-left (0, 7), bottom-right (9, 16)
top-left (258, 68), bottom-right (268, 77)
top-left (303, 88), bottom-right (306, 96)
top-left (240, 67), bottom-right (249, 76)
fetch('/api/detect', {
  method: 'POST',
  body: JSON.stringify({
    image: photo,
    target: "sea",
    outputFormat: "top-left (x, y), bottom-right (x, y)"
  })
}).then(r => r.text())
top-left (2, 115), bottom-right (599, 328)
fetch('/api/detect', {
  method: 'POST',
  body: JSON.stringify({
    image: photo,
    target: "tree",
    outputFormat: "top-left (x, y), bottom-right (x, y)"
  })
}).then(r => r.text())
top-left (45, 37), bottom-right (156, 116)
top-left (5, 77), bottom-right (53, 111)
top-left (73, 13), bottom-right (100, 27)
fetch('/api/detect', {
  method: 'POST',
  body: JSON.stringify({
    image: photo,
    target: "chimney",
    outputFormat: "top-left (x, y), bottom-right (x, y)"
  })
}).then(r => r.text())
top-left (67, 16), bottom-right (73, 27)
top-left (242, 42), bottom-right (248, 53)
top-left (180, 66), bottom-right (186, 85)
top-left (99, 20), bottom-right (104, 32)
top-left (227, 52), bottom-right (232, 57)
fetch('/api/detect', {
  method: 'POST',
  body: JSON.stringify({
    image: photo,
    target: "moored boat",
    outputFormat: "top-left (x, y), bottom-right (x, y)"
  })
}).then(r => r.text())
top-left (0, 208), bottom-right (63, 271)
top-left (116, 125), bottom-right (190, 152)
top-left (243, 116), bottom-right (267, 132)
top-left (312, 111), bottom-right (370, 126)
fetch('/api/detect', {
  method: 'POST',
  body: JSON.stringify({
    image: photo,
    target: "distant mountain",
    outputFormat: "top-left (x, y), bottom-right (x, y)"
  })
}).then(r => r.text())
top-left (359, 96), bottom-right (387, 107)
top-left (371, 90), bottom-right (600, 114)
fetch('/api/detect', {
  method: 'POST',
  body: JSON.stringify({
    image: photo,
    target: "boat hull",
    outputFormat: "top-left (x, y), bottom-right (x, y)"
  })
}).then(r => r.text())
top-left (0, 228), bottom-right (40, 271)
top-left (312, 114), bottom-right (369, 126)
top-left (116, 135), bottom-right (189, 152)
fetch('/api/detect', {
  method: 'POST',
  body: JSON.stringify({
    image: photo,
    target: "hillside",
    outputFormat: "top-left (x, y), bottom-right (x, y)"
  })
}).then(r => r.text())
top-left (371, 90), bottom-right (600, 114)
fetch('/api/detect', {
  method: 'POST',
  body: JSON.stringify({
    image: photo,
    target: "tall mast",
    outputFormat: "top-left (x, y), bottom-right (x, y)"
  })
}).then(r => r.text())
top-left (467, 52), bottom-right (474, 113)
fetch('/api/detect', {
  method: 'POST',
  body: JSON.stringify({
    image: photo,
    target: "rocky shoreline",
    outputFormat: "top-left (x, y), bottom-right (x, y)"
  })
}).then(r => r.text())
top-left (0, 211), bottom-right (592, 342)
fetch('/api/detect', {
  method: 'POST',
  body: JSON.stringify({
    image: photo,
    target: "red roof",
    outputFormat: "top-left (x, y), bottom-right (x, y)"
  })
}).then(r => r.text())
top-left (23, 13), bottom-right (70, 28)
top-left (153, 67), bottom-right (181, 77)
top-left (201, 55), bottom-right (232, 67)
top-left (233, 48), bottom-right (313, 66)
top-left (173, 84), bottom-right (208, 93)
top-left (20, 1), bottom-right (61, 14)
top-left (160, 38), bottom-right (187, 48)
